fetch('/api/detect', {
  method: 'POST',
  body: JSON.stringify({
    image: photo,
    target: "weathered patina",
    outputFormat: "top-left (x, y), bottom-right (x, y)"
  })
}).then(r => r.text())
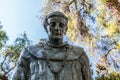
top-left (12, 11), bottom-right (92, 80)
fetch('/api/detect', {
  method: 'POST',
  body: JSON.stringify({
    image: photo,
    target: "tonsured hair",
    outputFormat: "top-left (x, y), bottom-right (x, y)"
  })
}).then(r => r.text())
top-left (43, 11), bottom-right (68, 32)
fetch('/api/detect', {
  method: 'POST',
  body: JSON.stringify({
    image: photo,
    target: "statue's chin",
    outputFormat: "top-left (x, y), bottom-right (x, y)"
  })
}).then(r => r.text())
top-left (50, 35), bottom-right (63, 39)
top-left (53, 36), bottom-right (62, 39)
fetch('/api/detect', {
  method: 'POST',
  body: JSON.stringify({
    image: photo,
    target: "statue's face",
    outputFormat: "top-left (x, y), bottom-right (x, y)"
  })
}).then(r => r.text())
top-left (47, 17), bottom-right (67, 39)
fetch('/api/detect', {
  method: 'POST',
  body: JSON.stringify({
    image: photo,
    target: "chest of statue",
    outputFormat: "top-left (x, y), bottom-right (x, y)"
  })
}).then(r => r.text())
top-left (27, 45), bottom-right (83, 80)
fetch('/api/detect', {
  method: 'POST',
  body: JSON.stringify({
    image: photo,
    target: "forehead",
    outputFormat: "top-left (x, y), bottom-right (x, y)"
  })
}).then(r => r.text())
top-left (48, 17), bottom-right (67, 23)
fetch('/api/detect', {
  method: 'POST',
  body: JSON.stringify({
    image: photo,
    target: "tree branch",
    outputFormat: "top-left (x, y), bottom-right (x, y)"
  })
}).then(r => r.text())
top-left (105, 47), bottom-right (116, 57)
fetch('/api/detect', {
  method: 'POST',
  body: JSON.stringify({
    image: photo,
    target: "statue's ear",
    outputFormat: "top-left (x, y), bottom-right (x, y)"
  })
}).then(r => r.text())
top-left (66, 26), bottom-right (68, 31)
top-left (43, 16), bottom-right (48, 33)
top-left (64, 26), bottom-right (68, 34)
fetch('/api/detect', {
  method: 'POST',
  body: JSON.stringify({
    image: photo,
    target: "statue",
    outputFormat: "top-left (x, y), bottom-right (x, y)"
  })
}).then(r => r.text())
top-left (12, 11), bottom-right (92, 80)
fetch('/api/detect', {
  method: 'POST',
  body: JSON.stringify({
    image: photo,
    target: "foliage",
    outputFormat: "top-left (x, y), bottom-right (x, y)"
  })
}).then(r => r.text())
top-left (96, 72), bottom-right (120, 80)
top-left (0, 22), bottom-right (8, 49)
top-left (0, 32), bottom-right (32, 79)
top-left (3, 32), bottom-right (32, 61)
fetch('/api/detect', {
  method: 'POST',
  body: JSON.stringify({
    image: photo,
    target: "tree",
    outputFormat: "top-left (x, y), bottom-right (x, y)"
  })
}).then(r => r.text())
top-left (0, 22), bottom-right (9, 80)
top-left (0, 22), bottom-right (8, 49)
top-left (0, 32), bottom-right (32, 80)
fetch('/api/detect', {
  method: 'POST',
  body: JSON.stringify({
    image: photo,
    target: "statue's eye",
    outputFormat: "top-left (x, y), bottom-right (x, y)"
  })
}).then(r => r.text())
top-left (59, 23), bottom-right (65, 27)
top-left (49, 22), bottom-right (56, 27)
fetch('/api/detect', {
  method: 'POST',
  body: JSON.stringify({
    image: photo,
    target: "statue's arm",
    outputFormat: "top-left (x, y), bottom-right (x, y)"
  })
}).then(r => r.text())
top-left (12, 48), bottom-right (29, 80)
top-left (79, 51), bottom-right (93, 80)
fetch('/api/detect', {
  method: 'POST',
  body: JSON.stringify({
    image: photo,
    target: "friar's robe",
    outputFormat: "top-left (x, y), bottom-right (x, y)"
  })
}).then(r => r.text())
top-left (12, 43), bottom-right (92, 80)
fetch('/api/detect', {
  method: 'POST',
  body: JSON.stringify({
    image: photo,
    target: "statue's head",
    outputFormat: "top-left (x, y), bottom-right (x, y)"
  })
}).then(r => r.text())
top-left (43, 11), bottom-right (68, 39)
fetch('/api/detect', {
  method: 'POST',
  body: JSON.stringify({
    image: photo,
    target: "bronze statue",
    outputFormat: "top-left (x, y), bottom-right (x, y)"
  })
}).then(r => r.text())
top-left (12, 11), bottom-right (92, 80)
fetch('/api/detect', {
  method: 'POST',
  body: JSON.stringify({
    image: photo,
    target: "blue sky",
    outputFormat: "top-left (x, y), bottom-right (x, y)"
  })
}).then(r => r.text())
top-left (0, 0), bottom-right (47, 44)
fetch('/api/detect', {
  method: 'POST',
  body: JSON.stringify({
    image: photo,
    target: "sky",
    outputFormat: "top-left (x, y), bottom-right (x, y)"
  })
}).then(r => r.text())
top-left (0, 0), bottom-right (47, 44)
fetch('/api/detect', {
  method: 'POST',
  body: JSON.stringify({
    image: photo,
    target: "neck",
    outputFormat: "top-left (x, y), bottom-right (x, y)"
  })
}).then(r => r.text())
top-left (47, 37), bottom-right (64, 47)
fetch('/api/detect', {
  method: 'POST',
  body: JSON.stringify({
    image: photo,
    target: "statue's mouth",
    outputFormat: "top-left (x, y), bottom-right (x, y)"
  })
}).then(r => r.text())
top-left (52, 32), bottom-right (62, 38)
top-left (53, 32), bottom-right (61, 35)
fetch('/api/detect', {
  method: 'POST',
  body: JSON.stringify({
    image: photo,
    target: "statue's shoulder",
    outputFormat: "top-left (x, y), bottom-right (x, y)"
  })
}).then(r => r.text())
top-left (71, 45), bottom-right (84, 53)
top-left (67, 45), bottom-right (85, 60)
top-left (72, 45), bottom-right (89, 60)
top-left (21, 39), bottom-right (47, 59)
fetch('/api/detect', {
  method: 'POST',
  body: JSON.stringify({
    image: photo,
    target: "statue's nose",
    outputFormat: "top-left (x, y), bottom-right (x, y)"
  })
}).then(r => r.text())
top-left (55, 23), bottom-right (59, 30)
